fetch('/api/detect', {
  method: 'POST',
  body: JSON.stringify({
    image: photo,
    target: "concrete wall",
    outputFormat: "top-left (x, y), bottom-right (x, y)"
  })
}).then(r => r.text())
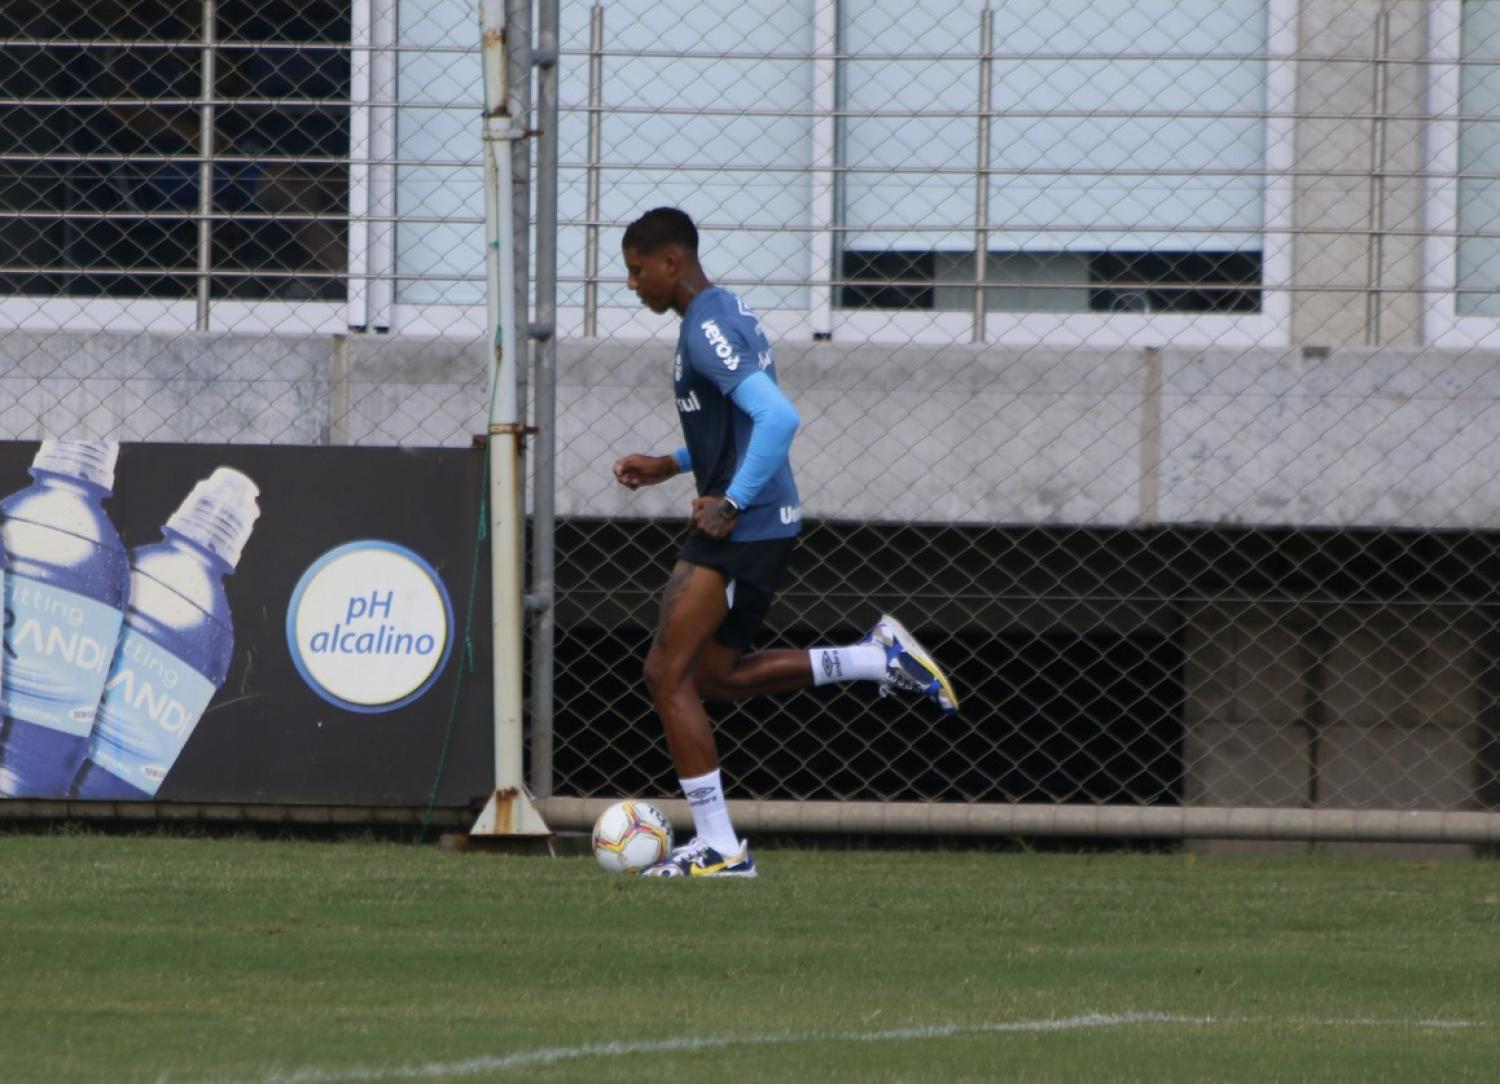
top-left (565, 338), bottom-right (1500, 532)
top-left (0, 330), bottom-right (485, 447)
top-left (1184, 604), bottom-right (1484, 857)
top-left (5, 329), bottom-right (1500, 533)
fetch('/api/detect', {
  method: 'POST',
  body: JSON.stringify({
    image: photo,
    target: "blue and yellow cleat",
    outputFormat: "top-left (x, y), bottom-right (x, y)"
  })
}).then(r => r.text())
top-left (642, 836), bottom-right (758, 878)
top-left (865, 613), bottom-right (959, 715)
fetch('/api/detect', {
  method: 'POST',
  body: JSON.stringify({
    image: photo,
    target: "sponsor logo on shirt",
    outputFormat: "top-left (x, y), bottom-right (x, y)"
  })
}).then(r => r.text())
top-left (701, 319), bottom-right (740, 371)
top-left (779, 504), bottom-right (802, 525)
top-left (674, 352), bottom-right (683, 383)
top-left (735, 295), bottom-right (763, 339)
top-left (676, 390), bottom-right (702, 414)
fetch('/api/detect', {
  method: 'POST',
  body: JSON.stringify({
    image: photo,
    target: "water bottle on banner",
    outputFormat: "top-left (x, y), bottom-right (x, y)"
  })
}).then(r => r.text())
top-left (72, 468), bottom-right (260, 800)
top-left (0, 441), bottom-right (129, 797)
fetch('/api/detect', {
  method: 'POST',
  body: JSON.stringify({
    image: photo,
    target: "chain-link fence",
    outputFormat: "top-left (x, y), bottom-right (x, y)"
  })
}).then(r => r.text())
top-left (5, 1), bottom-right (1500, 847)
top-left (545, 0), bottom-right (1500, 851)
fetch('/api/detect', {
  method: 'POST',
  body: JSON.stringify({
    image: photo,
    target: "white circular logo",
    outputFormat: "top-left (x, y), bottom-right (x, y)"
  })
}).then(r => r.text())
top-left (286, 541), bottom-right (454, 713)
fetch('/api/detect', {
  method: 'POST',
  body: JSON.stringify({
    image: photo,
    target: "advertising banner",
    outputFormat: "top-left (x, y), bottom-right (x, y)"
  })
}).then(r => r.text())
top-left (0, 442), bottom-right (493, 806)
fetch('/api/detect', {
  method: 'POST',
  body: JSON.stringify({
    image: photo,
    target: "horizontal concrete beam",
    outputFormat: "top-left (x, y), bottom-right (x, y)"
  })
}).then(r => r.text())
top-left (6, 328), bottom-right (1500, 531)
top-left (539, 796), bottom-right (1500, 845)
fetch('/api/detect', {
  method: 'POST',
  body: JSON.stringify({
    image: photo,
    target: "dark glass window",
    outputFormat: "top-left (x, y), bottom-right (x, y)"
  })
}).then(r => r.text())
top-left (0, 0), bottom-right (350, 301)
top-left (839, 249), bottom-right (1262, 314)
top-left (1088, 251), bottom-right (1262, 314)
top-left (839, 250), bottom-right (936, 311)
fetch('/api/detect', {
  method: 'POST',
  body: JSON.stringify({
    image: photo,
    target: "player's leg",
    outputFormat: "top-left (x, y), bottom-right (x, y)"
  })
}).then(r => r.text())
top-left (694, 640), bottom-right (807, 699)
top-left (696, 617), bottom-right (957, 714)
top-left (690, 534), bottom-right (882, 702)
top-left (641, 560), bottom-right (728, 780)
top-left (640, 559), bottom-right (753, 877)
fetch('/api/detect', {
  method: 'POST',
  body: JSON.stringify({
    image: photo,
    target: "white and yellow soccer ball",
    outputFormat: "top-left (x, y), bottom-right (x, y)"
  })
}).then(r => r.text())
top-left (592, 799), bottom-right (673, 874)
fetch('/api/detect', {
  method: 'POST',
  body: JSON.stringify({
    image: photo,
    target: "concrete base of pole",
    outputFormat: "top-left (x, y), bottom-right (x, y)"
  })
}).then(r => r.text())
top-left (469, 786), bottom-right (551, 837)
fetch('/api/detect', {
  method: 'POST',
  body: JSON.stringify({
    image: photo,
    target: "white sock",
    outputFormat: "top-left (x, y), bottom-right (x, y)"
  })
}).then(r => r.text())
top-left (679, 769), bottom-right (740, 856)
top-left (809, 643), bottom-right (887, 686)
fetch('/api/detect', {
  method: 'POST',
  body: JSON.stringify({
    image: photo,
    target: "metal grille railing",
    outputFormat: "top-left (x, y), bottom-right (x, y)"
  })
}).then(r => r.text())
top-left (542, 0), bottom-right (1500, 846)
top-left (2, 2), bottom-right (351, 311)
top-left (0, 0), bottom-right (487, 446)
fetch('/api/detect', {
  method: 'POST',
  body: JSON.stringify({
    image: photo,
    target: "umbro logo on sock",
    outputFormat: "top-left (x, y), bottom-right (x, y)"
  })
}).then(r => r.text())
top-left (685, 787), bottom-right (716, 805)
top-left (821, 650), bottom-right (842, 680)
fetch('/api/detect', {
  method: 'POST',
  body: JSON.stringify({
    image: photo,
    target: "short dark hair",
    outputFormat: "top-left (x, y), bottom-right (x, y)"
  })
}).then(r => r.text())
top-left (622, 207), bottom-right (698, 255)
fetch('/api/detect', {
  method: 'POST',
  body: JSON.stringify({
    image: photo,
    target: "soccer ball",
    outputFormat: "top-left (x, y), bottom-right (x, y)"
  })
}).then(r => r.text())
top-left (592, 800), bottom-right (673, 874)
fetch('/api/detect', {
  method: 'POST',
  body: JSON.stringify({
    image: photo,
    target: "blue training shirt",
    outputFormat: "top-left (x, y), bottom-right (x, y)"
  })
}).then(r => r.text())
top-left (674, 286), bottom-right (801, 541)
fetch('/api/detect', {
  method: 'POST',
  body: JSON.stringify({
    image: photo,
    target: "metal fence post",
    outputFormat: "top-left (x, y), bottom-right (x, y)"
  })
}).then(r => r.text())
top-left (1365, 4), bottom-right (1390, 347)
top-left (473, 0), bottom-right (547, 837)
top-left (530, 0), bottom-right (561, 800)
top-left (583, 4), bottom-right (604, 338)
top-left (972, 8), bottom-right (993, 343)
top-left (197, 0), bottom-right (217, 330)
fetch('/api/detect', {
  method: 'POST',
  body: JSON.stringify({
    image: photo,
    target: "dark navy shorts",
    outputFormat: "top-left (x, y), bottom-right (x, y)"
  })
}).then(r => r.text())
top-left (677, 532), bottom-right (797, 649)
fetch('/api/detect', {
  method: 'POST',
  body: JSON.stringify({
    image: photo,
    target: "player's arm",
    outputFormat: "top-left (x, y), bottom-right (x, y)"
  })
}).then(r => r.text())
top-left (691, 372), bottom-right (799, 538)
top-left (613, 447), bottom-right (689, 490)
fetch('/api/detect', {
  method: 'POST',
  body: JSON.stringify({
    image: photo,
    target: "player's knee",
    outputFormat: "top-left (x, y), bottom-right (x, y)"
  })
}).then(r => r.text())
top-left (642, 651), bottom-right (690, 703)
top-left (641, 653), bottom-right (665, 699)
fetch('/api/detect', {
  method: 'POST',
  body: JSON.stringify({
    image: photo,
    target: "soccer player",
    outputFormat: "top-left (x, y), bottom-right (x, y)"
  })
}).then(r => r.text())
top-left (613, 207), bottom-right (958, 878)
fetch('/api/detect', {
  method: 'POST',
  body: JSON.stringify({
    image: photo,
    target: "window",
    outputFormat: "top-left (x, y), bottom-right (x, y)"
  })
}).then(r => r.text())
top-left (556, 0), bottom-right (820, 315)
top-left (1458, 0), bottom-right (1500, 317)
top-left (0, 0), bottom-right (350, 303)
top-left (840, 249), bottom-right (1262, 313)
top-left (837, 0), bottom-right (1268, 314)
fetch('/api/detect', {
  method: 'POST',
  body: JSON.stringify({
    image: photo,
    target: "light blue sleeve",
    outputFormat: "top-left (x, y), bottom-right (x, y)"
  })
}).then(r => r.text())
top-left (725, 371), bottom-right (799, 508)
top-left (672, 446), bottom-right (691, 472)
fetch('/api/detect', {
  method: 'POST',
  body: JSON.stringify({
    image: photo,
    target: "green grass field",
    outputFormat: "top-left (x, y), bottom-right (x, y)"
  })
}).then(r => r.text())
top-left (1, 831), bottom-right (1496, 1083)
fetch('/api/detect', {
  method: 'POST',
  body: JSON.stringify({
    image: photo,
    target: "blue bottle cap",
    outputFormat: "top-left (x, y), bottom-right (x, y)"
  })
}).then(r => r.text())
top-left (166, 467), bottom-right (262, 569)
top-left (33, 440), bottom-right (118, 491)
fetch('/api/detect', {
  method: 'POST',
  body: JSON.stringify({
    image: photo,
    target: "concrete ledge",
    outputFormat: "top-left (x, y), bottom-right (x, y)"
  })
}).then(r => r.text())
top-left (0, 800), bottom-right (473, 828)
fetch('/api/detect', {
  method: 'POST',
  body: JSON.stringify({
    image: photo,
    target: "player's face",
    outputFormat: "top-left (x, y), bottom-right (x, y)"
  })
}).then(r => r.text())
top-left (623, 245), bottom-right (677, 314)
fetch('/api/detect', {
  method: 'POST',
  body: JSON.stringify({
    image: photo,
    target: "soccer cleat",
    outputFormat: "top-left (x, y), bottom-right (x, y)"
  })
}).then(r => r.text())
top-left (641, 836), bottom-right (757, 878)
top-left (865, 613), bottom-right (959, 715)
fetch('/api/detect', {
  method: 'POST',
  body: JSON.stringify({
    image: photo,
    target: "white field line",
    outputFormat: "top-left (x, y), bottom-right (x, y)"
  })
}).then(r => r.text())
top-left (181, 1011), bottom-right (1487, 1084)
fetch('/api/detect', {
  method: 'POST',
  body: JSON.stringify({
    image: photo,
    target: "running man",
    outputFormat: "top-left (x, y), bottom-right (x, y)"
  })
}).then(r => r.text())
top-left (614, 207), bottom-right (958, 879)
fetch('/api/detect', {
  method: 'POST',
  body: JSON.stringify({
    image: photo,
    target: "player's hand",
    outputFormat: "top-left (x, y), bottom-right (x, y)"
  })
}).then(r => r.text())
top-left (690, 495), bottom-right (737, 539)
top-left (613, 453), bottom-right (676, 490)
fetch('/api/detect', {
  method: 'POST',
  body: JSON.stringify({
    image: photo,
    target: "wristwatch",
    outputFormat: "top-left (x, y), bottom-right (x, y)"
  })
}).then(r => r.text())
top-left (718, 496), bottom-right (741, 519)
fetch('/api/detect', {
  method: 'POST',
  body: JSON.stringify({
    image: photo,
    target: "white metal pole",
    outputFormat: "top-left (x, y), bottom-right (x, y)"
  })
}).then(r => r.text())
top-left (197, 0), bottom-right (216, 330)
top-left (347, 0), bottom-right (396, 331)
top-left (972, 9), bottom-right (993, 344)
top-left (582, 4), bottom-right (604, 338)
top-left (808, 0), bottom-right (837, 339)
top-left (346, 0), bottom-right (373, 330)
top-left (472, 0), bottom-right (548, 837)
